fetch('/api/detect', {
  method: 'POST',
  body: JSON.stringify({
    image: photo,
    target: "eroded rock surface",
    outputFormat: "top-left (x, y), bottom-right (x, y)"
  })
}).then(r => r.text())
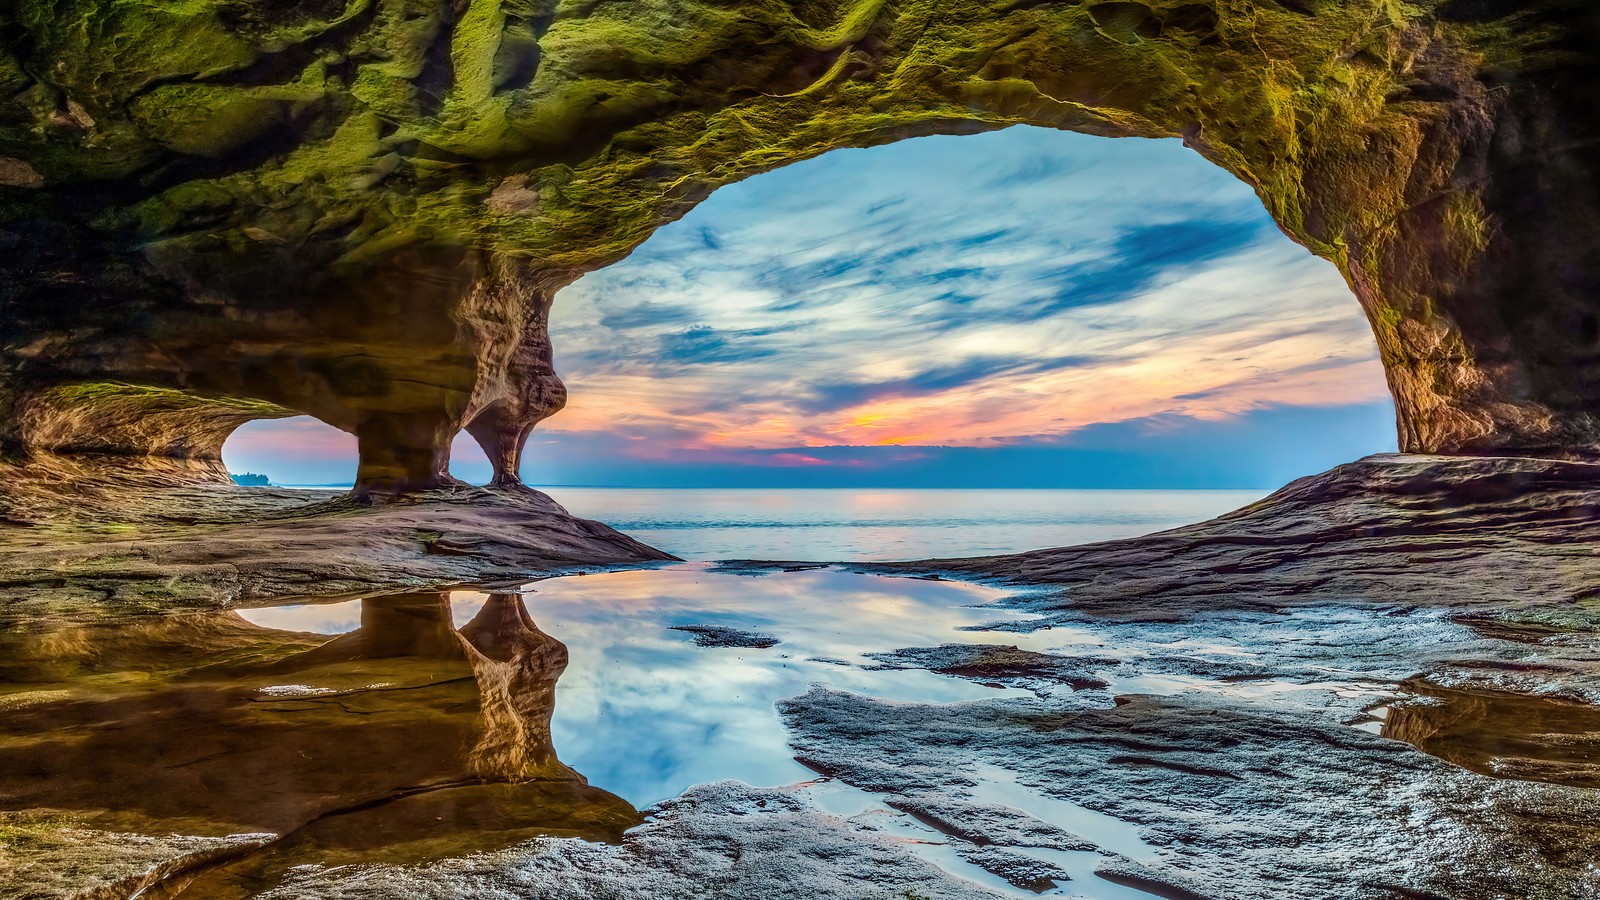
top-left (867, 643), bottom-right (1115, 692)
top-left (0, 468), bottom-right (673, 620)
top-left (240, 783), bottom-right (1003, 900)
top-left (780, 688), bottom-right (1600, 899)
top-left (668, 624), bottom-right (782, 649)
top-left (2, 1), bottom-right (1599, 496)
top-left (882, 454), bottom-right (1600, 625)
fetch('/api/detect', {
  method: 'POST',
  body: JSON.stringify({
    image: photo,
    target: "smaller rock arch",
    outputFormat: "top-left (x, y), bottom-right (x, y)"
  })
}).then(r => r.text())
top-left (223, 415), bottom-right (359, 487)
top-left (9, 382), bottom-right (296, 483)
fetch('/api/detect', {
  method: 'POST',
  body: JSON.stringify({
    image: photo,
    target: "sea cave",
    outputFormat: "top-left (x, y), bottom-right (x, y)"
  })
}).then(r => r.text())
top-left (1, 1), bottom-right (1597, 897)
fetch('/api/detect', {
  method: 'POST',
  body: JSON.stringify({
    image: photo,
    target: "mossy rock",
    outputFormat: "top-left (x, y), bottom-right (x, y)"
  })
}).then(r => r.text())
top-left (0, 0), bottom-right (1596, 491)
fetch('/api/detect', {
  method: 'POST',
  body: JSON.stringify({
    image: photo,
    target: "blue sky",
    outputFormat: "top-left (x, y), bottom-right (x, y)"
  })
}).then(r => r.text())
top-left (225, 126), bottom-right (1397, 488)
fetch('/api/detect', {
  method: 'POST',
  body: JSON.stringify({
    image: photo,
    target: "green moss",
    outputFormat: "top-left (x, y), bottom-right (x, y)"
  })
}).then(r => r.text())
top-left (42, 383), bottom-right (293, 419)
top-left (4, 0), bottom-right (1468, 271)
top-left (0, 0), bottom-right (1578, 455)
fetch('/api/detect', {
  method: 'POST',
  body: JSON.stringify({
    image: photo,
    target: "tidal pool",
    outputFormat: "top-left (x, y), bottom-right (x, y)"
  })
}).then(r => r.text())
top-left (0, 563), bottom-right (1515, 899)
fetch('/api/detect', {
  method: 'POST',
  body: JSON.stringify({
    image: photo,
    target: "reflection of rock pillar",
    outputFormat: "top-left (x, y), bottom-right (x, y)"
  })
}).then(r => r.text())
top-left (356, 593), bottom-right (465, 658)
top-left (270, 593), bottom-right (464, 666)
top-left (456, 593), bottom-right (572, 781)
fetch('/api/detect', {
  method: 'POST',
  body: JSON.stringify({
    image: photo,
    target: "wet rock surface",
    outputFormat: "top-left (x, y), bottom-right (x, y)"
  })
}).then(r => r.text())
top-left (247, 782), bottom-right (1006, 900)
top-left (780, 688), bottom-right (1600, 899)
top-left (882, 798), bottom-right (1097, 853)
top-left (0, 813), bottom-right (269, 900)
top-left (867, 643), bottom-right (1114, 692)
top-left (955, 847), bottom-right (1073, 893)
top-left (0, 466), bottom-right (674, 619)
top-left (880, 455), bottom-right (1600, 625)
top-left (721, 454), bottom-right (1600, 898)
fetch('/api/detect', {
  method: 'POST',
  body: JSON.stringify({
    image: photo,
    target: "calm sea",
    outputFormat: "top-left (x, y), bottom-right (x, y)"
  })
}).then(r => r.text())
top-left (536, 488), bottom-right (1266, 561)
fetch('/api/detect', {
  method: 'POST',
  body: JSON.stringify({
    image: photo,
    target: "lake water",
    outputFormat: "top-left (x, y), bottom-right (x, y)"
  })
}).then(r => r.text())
top-left (535, 488), bottom-right (1266, 560)
top-left (1, 562), bottom-right (1444, 898)
top-left (175, 567), bottom-right (1192, 897)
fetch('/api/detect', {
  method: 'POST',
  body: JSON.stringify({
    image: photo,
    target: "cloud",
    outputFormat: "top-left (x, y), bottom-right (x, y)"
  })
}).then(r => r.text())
top-left (549, 125), bottom-right (1389, 459)
top-left (656, 325), bottom-right (784, 366)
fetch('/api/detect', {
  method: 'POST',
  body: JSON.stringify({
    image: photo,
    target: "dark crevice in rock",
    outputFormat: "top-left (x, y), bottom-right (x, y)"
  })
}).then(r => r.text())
top-left (414, 0), bottom-right (469, 118)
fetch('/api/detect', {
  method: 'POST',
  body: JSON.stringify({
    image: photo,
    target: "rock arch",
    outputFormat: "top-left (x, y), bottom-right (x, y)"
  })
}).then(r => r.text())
top-left (1, 0), bottom-right (1595, 494)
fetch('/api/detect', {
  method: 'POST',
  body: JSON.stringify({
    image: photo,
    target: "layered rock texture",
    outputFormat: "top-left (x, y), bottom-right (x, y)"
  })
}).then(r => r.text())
top-left (2, 0), bottom-right (1599, 497)
top-left (888, 453), bottom-right (1600, 622)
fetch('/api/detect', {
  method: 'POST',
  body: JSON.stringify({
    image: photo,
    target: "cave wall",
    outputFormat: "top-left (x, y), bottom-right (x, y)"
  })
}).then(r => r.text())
top-left (1, 0), bottom-right (1596, 491)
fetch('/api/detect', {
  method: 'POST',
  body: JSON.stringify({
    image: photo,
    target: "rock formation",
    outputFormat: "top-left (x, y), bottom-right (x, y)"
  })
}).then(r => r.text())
top-left (2, 0), bottom-right (1598, 495)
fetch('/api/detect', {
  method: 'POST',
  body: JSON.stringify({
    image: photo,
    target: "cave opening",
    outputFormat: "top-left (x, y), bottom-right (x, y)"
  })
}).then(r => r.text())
top-left (219, 421), bottom-right (519, 489)
top-left (205, 126), bottom-right (1400, 522)
top-left (525, 127), bottom-right (1397, 496)
top-left (222, 417), bottom-right (357, 489)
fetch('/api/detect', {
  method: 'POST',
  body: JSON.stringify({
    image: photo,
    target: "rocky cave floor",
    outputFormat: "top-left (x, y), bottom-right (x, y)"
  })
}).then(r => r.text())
top-left (0, 456), bottom-right (675, 620)
top-left (1, 454), bottom-right (1598, 899)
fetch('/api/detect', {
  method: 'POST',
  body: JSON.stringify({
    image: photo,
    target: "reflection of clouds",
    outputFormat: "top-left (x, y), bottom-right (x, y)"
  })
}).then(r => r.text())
top-left (552, 127), bottom-right (1385, 453)
top-left (238, 602), bottom-right (363, 634)
top-left (466, 565), bottom-right (1043, 805)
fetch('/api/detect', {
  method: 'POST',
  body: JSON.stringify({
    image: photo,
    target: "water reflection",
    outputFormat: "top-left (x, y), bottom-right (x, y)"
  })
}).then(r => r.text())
top-left (0, 592), bottom-right (638, 897)
top-left (5, 566), bottom-right (1513, 900)
top-left (1382, 678), bottom-right (1600, 788)
top-left (239, 567), bottom-right (1037, 807)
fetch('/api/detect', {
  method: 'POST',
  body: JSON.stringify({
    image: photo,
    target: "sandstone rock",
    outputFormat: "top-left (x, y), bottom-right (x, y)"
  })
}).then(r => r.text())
top-left (0, 468), bottom-right (675, 619)
top-left (252, 782), bottom-right (1008, 900)
top-left (778, 687), bottom-right (1600, 899)
top-left (866, 643), bottom-right (1116, 692)
top-left (879, 454), bottom-right (1600, 625)
top-left (1, 2), bottom-right (1598, 494)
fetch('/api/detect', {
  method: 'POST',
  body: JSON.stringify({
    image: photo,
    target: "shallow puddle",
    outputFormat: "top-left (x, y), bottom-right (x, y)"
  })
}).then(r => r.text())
top-left (1379, 678), bottom-right (1600, 788)
top-left (238, 565), bottom-right (1046, 806)
top-left (0, 563), bottom-right (1517, 898)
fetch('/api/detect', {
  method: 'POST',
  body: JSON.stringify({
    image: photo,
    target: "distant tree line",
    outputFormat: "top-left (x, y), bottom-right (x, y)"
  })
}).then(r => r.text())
top-left (229, 472), bottom-right (270, 486)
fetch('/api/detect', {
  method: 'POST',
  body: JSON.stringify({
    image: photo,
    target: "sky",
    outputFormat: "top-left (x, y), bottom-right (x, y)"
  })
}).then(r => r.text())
top-left (224, 126), bottom-right (1397, 489)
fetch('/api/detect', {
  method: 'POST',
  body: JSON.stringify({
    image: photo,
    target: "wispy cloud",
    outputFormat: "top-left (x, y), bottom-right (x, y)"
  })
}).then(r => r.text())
top-left (549, 126), bottom-right (1388, 458)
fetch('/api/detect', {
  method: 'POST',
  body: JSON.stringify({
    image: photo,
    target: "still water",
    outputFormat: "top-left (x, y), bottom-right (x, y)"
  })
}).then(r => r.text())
top-left (2, 563), bottom-right (1475, 899)
top-left (537, 488), bottom-right (1266, 560)
top-left (0, 567), bottom-right (1165, 898)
